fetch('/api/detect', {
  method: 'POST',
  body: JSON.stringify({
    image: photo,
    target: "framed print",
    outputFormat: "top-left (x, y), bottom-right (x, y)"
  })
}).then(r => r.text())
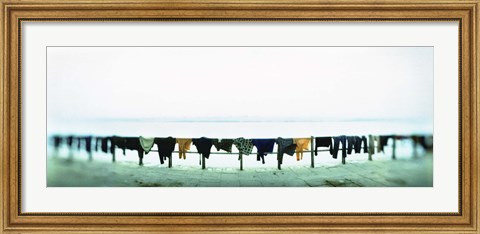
top-left (1, 0), bottom-right (478, 233)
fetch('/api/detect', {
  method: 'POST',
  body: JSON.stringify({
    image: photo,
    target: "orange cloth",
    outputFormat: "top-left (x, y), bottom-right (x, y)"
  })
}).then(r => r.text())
top-left (176, 138), bottom-right (192, 159)
top-left (294, 138), bottom-right (311, 161)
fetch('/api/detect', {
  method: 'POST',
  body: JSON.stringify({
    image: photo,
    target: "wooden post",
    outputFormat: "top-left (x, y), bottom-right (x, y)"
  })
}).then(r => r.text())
top-left (368, 135), bottom-right (373, 161)
top-left (240, 153), bottom-right (243, 171)
top-left (342, 156), bottom-right (346, 164)
top-left (392, 136), bottom-right (397, 160)
top-left (112, 152), bottom-right (116, 163)
top-left (168, 155), bottom-right (172, 168)
top-left (202, 154), bottom-right (206, 169)
top-left (88, 152), bottom-right (92, 162)
top-left (310, 136), bottom-right (315, 168)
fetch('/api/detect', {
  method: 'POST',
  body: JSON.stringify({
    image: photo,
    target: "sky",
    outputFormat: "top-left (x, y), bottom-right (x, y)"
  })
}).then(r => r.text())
top-left (47, 46), bottom-right (433, 125)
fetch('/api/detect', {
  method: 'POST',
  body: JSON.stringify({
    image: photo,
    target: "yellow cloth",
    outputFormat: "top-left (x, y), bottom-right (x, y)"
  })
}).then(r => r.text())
top-left (176, 138), bottom-right (192, 159)
top-left (294, 138), bottom-right (311, 161)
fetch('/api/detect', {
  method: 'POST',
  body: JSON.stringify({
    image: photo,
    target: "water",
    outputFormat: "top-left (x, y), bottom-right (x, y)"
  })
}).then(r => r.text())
top-left (47, 119), bottom-right (432, 137)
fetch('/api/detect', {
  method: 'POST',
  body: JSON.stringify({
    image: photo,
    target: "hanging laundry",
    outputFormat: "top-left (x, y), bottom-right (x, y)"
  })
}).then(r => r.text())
top-left (95, 137), bottom-right (102, 152)
top-left (212, 139), bottom-right (234, 153)
top-left (233, 138), bottom-right (254, 156)
top-left (111, 136), bottom-right (127, 155)
top-left (77, 137), bottom-right (83, 151)
top-left (360, 136), bottom-right (368, 153)
top-left (293, 138), bottom-right (310, 161)
top-left (314, 137), bottom-right (332, 155)
top-left (276, 138), bottom-right (296, 165)
top-left (84, 136), bottom-right (92, 154)
top-left (347, 136), bottom-right (358, 155)
top-left (378, 135), bottom-right (392, 153)
top-left (66, 136), bottom-right (74, 150)
top-left (52, 136), bottom-right (62, 150)
top-left (139, 136), bottom-right (155, 154)
top-left (331, 135), bottom-right (347, 159)
top-left (368, 135), bottom-right (376, 154)
top-left (154, 137), bottom-right (176, 164)
top-left (251, 139), bottom-right (275, 164)
top-left (176, 138), bottom-right (192, 159)
top-left (124, 137), bottom-right (144, 165)
top-left (101, 137), bottom-right (109, 153)
top-left (192, 137), bottom-right (214, 159)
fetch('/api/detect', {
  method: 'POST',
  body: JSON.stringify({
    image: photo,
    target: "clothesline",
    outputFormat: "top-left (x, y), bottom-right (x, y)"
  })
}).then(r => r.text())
top-left (51, 134), bottom-right (431, 170)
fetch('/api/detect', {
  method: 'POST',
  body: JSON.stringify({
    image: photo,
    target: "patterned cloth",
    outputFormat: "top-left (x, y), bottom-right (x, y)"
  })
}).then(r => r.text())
top-left (212, 139), bottom-right (234, 153)
top-left (276, 138), bottom-right (296, 165)
top-left (293, 138), bottom-right (310, 161)
top-left (154, 137), bottom-right (176, 164)
top-left (192, 137), bottom-right (214, 159)
top-left (176, 138), bottom-right (192, 159)
top-left (139, 136), bottom-right (155, 154)
top-left (251, 139), bottom-right (276, 164)
top-left (233, 138), bottom-right (254, 155)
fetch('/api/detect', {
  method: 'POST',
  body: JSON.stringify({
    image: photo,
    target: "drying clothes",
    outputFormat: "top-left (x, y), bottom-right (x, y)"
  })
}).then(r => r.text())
top-left (124, 137), bottom-right (144, 165)
top-left (101, 137), bottom-right (109, 154)
top-left (212, 139), bottom-right (234, 153)
top-left (233, 138), bottom-right (254, 156)
top-left (154, 137), bottom-right (176, 164)
top-left (368, 135), bottom-right (376, 154)
top-left (251, 139), bottom-right (275, 164)
top-left (276, 138), bottom-right (296, 165)
top-left (331, 135), bottom-right (347, 159)
top-left (346, 136), bottom-right (355, 154)
top-left (111, 136), bottom-right (126, 155)
top-left (66, 136), bottom-right (74, 148)
top-left (377, 135), bottom-right (394, 153)
top-left (314, 137), bottom-right (332, 155)
top-left (52, 136), bottom-right (62, 150)
top-left (95, 137), bottom-right (102, 152)
top-left (192, 137), bottom-right (214, 159)
top-left (77, 137), bottom-right (83, 151)
top-left (293, 138), bottom-right (310, 161)
top-left (85, 136), bottom-right (92, 154)
top-left (176, 138), bottom-right (192, 159)
top-left (360, 136), bottom-right (368, 153)
top-left (139, 136), bottom-right (155, 154)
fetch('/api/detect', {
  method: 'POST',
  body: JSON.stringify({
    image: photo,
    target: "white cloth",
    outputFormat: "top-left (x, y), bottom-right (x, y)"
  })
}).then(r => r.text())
top-left (139, 136), bottom-right (155, 154)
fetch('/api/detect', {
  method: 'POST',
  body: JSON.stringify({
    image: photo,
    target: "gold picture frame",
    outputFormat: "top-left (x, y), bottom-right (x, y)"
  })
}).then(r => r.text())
top-left (1, 0), bottom-right (478, 233)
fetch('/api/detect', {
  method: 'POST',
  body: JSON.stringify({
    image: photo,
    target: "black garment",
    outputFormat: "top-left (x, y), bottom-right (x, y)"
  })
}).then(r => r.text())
top-left (77, 137), bottom-right (83, 151)
top-left (331, 135), bottom-right (347, 159)
top-left (251, 139), bottom-right (275, 164)
top-left (85, 136), bottom-right (92, 154)
top-left (314, 137), bottom-right (332, 155)
top-left (154, 137), bottom-right (176, 164)
top-left (192, 137), bottom-right (214, 159)
top-left (124, 137), bottom-right (144, 165)
top-left (52, 136), bottom-right (62, 150)
top-left (212, 139), bottom-right (234, 153)
top-left (378, 135), bottom-right (393, 152)
top-left (347, 136), bottom-right (364, 154)
top-left (276, 138), bottom-right (296, 165)
top-left (101, 137), bottom-right (109, 153)
top-left (66, 136), bottom-right (74, 149)
top-left (95, 137), bottom-right (102, 152)
top-left (360, 136), bottom-right (368, 153)
top-left (112, 136), bottom-right (127, 155)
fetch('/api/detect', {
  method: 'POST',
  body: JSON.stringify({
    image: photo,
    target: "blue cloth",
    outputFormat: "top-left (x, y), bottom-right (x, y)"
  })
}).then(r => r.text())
top-left (252, 139), bottom-right (276, 164)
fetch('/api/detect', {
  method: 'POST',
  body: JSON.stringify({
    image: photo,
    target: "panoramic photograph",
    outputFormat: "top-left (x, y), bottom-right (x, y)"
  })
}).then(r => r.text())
top-left (47, 46), bottom-right (433, 187)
